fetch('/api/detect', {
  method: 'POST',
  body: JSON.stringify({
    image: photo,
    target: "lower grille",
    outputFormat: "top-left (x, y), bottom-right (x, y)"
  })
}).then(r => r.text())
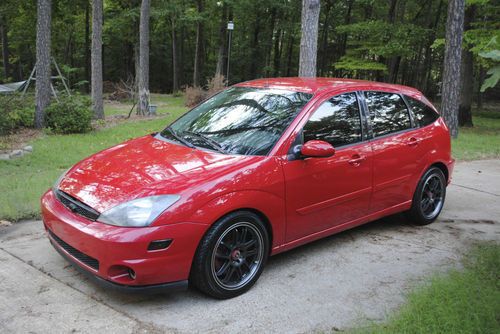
top-left (55, 190), bottom-right (100, 221)
top-left (49, 229), bottom-right (100, 271)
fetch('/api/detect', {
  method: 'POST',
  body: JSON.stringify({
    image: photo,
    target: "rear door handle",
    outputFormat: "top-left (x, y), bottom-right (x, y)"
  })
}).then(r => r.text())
top-left (407, 137), bottom-right (420, 147)
top-left (348, 154), bottom-right (365, 166)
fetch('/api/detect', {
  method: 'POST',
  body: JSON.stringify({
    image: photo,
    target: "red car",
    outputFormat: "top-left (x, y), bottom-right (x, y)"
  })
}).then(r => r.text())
top-left (42, 78), bottom-right (454, 299)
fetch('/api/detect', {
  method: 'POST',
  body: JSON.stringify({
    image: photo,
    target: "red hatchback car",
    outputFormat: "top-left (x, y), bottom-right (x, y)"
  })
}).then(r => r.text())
top-left (42, 78), bottom-right (454, 299)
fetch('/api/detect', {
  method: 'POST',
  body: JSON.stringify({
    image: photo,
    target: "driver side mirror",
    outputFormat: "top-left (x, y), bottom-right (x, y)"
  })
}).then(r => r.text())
top-left (301, 140), bottom-right (335, 158)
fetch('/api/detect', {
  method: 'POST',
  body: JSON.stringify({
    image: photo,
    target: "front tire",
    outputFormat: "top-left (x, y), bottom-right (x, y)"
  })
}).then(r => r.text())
top-left (190, 211), bottom-right (269, 299)
top-left (406, 166), bottom-right (446, 225)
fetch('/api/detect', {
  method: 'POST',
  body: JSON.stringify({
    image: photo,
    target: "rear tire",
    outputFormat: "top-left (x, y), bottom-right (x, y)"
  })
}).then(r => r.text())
top-left (190, 211), bottom-right (269, 299)
top-left (406, 167), bottom-right (446, 225)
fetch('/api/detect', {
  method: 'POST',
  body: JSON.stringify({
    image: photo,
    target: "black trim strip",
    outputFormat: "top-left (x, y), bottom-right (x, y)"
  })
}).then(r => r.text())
top-left (50, 238), bottom-right (188, 294)
top-left (55, 190), bottom-right (100, 221)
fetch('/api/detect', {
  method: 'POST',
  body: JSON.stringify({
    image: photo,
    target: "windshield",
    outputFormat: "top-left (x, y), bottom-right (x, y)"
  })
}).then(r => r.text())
top-left (160, 87), bottom-right (312, 156)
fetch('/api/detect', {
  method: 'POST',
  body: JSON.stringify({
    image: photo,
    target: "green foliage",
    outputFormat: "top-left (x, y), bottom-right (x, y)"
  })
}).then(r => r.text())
top-left (478, 37), bottom-right (500, 92)
top-left (45, 96), bottom-right (93, 134)
top-left (354, 243), bottom-right (500, 334)
top-left (0, 94), bottom-right (34, 135)
top-left (334, 56), bottom-right (388, 72)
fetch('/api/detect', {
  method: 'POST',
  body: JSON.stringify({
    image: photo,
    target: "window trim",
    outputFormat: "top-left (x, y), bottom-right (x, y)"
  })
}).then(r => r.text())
top-left (361, 90), bottom-right (414, 139)
top-left (287, 91), bottom-right (366, 160)
top-left (302, 92), bottom-right (365, 148)
top-left (402, 94), bottom-right (440, 129)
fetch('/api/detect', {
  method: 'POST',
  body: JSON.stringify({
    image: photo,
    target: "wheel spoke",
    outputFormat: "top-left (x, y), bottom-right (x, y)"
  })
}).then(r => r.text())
top-left (238, 227), bottom-right (248, 244)
top-left (241, 239), bottom-right (256, 250)
top-left (222, 266), bottom-right (236, 283)
top-left (215, 251), bottom-right (230, 260)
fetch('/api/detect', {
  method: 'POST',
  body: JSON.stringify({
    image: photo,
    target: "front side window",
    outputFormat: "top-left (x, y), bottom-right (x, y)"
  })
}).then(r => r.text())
top-left (160, 87), bottom-right (312, 156)
top-left (364, 91), bottom-right (411, 137)
top-left (405, 96), bottom-right (439, 128)
top-left (303, 93), bottom-right (362, 147)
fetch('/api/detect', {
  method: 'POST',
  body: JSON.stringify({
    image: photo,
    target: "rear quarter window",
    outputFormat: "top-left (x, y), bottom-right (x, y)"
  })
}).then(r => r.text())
top-left (405, 96), bottom-right (439, 128)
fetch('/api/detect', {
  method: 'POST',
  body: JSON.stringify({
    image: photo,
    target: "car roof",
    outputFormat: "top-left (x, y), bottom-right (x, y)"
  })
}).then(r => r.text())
top-left (235, 77), bottom-right (423, 97)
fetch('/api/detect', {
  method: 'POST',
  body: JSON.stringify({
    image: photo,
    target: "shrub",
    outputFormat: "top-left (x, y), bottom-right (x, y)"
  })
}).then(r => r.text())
top-left (184, 75), bottom-right (226, 108)
top-left (45, 96), bottom-right (93, 134)
top-left (184, 85), bottom-right (207, 108)
top-left (0, 94), bottom-right (34, 135)
top-left (207, 74), bottom-right (226, 97)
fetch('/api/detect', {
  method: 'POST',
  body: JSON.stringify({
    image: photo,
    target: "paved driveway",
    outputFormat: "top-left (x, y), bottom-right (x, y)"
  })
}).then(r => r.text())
top-left (1, 160), bottom-right (499, 333)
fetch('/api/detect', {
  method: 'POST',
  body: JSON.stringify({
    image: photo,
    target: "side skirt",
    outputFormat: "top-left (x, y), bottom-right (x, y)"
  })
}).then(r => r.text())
top-left (271, 200), bottom-right (412, 255)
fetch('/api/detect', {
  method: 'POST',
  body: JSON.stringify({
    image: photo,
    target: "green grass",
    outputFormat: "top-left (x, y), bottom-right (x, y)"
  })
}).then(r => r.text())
top-left (353, 243), bottom-right (500, 334)
top-left (0, 96), bottom-right (187, 221)
top-left (104, 93), bottom-right (186, 117)
top-left (452, 110), bottom-right (500, 160)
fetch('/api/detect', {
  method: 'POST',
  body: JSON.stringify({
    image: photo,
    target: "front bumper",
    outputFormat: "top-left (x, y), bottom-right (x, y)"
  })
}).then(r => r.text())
top-left (41, 190), bottom-right (208, 289)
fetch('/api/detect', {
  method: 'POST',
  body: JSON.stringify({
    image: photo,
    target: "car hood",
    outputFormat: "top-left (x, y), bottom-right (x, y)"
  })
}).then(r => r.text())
top-left (58, 135), bottom-right (260, 212)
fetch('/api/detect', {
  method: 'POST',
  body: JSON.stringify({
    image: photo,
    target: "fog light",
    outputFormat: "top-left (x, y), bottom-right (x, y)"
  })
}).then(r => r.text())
top-left (128, 268), bottom-right (136, 280)
top-left (148, 239), bottom-right (172, 251)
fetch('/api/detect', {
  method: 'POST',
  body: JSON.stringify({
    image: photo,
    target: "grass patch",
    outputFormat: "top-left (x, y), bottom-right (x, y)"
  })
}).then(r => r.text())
top-left (104, 93), bottom-right (186, 117)
top-left (0, 97), bottom-right (187, 221)
top-left (452, 109), bottom-right (500, 160)
top-left (354, 243), bottom-right (500, 334)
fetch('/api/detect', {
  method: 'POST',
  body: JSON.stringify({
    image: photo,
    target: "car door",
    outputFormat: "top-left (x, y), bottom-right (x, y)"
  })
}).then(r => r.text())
top-left (282, 92), bottom-right (373, 242)
top-left (363, 91), bottom-right (421, 213)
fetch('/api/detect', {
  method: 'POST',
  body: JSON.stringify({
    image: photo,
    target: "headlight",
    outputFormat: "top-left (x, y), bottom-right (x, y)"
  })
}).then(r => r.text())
top-left (98, 195), bottom-right (181, 227)
top-left (53, 168), bottom-right (70, 192)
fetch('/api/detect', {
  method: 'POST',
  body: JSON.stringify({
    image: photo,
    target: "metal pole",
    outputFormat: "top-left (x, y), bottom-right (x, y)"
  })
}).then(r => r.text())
top-left (226, 29), bottom-right (232, 85)
top-left (226, 21), bottom-right (234, 86)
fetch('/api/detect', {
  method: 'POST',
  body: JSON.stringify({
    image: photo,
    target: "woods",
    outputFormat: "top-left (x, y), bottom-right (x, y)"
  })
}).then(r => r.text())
top-left (0, 0), bottom-right (499, 136)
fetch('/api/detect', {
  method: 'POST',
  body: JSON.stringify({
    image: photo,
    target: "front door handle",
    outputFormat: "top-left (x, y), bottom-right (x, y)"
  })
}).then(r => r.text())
top-left (407, 137), bottom-right (420, 147)
top-left (348, 154), bottom-right (365, 166)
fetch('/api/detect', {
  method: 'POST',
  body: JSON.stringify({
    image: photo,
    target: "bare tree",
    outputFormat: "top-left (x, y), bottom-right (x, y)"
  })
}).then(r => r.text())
top-left (35, 0), bottom-right (52, 129)
top-left (91, 0), bottom-right (104, 119)
top-left (298, 0), bottom-right (320, 77)
top-left (441, 0), bottom-right (465, 138)
top-left (137, 0), bottom-right (150, 115)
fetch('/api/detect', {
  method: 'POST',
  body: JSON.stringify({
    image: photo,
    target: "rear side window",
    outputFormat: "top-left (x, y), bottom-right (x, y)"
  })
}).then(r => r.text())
top-left (405, 96), bottom-right (439, 127)
top-left (303, 93), bottom-right (362, 147)
top-left (364, 91), bottom-right (411, 137)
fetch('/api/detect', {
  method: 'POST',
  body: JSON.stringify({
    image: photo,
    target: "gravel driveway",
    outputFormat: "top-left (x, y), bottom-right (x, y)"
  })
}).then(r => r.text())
top-left (1, 160), bottom-right (499, 333)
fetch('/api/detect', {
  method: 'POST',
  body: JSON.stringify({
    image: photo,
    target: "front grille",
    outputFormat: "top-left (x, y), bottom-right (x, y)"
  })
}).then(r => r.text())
top-left (49, 229), bottom-right (100, 271)
top-left (55, 190), bottom-right (100, 221)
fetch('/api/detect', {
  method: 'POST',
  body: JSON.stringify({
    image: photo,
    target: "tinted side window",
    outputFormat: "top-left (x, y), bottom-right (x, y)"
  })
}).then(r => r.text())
top-left (303, 93), bottom-right (362, 147)
top-left (405, 96), bottom-right (439, 127)
top-left (365, 91), bottom-right (411, 137)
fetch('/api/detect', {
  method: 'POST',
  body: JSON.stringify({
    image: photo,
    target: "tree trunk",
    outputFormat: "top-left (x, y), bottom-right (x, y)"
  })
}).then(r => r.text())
top-left (85, 3), bottom-right (90, 93)
top-left (137, 0), bottom-right (150, 115)
top-left (249, 16), bottom-right (261, 79)
top-left (171, 19), bottom-right (179, 92)
top-left (215, 4), bottom-right (228, 78)
top-left (441, 0), bottom-right (465, 138)
top-left (273, 29), bottom-right (283, 77)
top-left (0, 15), bottom-right (10, 80)
top-left (299, 0), bottom-right (320, 77)
top-left (192, 0), bottom-right (204, 87)
top-left (318, 0), bottom-right (333, 77)
top-left (91, 0), bottom-right (104, 119)
top-left (458, 4), bottom-right (476, 127)
top-left (285, 34), bottom-right (295, 77)
top-left (35, 0), bottom-right (52, 129)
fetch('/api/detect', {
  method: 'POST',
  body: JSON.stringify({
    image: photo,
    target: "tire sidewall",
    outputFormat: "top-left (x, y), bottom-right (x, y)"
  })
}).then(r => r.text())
top-left (193, 211), bottom-right (270, 299)
top-left (410, 167), bottom-right (446, 225)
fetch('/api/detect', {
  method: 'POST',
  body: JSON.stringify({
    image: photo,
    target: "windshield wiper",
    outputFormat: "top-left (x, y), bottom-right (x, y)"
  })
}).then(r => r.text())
top-left (183, 131), bottom-right (227, 154)
top-left (165, 126), bottom-right (196, 149)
